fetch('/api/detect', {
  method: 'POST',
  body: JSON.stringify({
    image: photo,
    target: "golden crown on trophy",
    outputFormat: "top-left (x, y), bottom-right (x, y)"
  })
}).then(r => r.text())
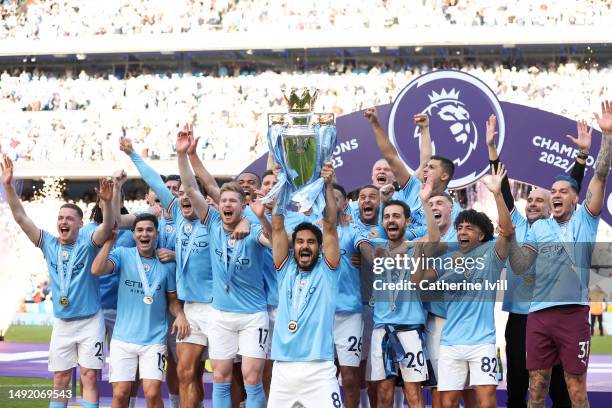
top-left (283, 87), bottom-right (318, 113)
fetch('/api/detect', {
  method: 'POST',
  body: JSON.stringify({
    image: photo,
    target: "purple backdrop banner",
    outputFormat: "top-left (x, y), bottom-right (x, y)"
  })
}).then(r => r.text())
top-left (243, 70), bottom-right (611, 226)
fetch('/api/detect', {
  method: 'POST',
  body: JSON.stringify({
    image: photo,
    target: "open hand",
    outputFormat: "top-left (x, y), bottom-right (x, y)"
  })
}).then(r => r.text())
top-left (96, 178), bottom-right (114, 202)
top-left (594, 100), bottom-right (612, 134)
top-left (1, 155), bottom-right (14, 185)
top-left (566, 120), bottom-right (593, 152)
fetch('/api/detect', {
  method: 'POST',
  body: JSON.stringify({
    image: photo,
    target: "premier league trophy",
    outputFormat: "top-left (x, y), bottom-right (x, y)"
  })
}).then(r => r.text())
top-left (262, 87), bottom-right (336, 214)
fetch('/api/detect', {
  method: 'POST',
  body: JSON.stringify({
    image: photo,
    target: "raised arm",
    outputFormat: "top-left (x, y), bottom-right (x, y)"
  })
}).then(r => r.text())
top-left (585, 101), bottom-right (612, 216)
top-left (120, 137), bottom-right (175, 209)
top-left (364, 107), bottom-right (410, 187)
top-left (176, 124), bottom-right (210, 222)
top-left (481, 164), bottom-right (513, 260)
top-left (486, 115), bottom-right (514, 212)
top-left (418, 179), bottom-right (440, 255)
top-left (321, 162), bottom-right (340, 267)
top-left (414, 114), bottom-right (432, 181)
top-left (271, 213), bottom-right (289, 269)
top-left (91, 230), bottom-right (116, 276)
top-left (187, 130), bottom-right (221, 204)
top-left (566, 119), bottom-right (593, 191)
top-left (1, 155), bottom-right (41, 245)
top-left (92, 178), bottom-right (115, 247)
top-left (110, 169), bottom-right (136, 229)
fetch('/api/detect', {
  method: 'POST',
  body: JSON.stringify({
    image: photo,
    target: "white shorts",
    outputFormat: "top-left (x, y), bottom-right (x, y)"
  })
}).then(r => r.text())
top-left (267, 306), bottom-right (278, 360)
top-left (437, 344), bottom-right (498, 391)
top-left (109, 339), bottom-right (167, 382)
top-left (268, 360), bottom-right (341, 408)
top-left (178, 302), bottom-right (211, 346)
top-left (334, 312), bottom-right (364, 367)
top-left (361, 305), bottom-right (374, 362)
top-left (424, 313), bottom-right (445, 382)
top-left (368, 327), bottom-right (428, 383)
top-left (208, 308), bottom-right (269, 360)
top-left (48, 310), bottom-right (105, 372)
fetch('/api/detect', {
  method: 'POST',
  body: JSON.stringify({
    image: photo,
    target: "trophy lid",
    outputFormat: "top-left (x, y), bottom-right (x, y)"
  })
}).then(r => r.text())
top-left (283, 87), bottom-right (318, 113)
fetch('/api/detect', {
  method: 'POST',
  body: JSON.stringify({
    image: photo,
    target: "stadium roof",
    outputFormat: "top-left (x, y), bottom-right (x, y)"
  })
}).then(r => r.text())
top-left (0, 26), bottom-right (610, 57)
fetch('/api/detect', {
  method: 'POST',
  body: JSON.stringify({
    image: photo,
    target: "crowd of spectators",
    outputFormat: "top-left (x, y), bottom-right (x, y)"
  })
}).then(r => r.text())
top-left (0, 0), bottom-right (611, 40)
top-left (0, 61), bottom-right (610, 163)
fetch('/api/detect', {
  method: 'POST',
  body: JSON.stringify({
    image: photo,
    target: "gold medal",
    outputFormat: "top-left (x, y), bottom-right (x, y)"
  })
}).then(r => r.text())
top-left (368, 297), bottom-right (375, 307)
top-left (391, 303), bottom-right (397, 313)
top-left (143, 296), bottom-right (154, 305)
top-left (184, 223), bottom-right (193, 233)
top-left (59, 296), bottom-right (69, 306)
top-left (143, 263), bottom-right (151, 272)
top-left (287, 320), bottom-right (298, 333)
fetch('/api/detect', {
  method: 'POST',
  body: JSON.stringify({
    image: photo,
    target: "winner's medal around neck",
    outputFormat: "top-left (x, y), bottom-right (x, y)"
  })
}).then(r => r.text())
top-left (287, 320), bottom-right (298, 333)
top-left (134, 248), bottom-right (161, 306)
top-left (56, 243), bottom-right (78, 308)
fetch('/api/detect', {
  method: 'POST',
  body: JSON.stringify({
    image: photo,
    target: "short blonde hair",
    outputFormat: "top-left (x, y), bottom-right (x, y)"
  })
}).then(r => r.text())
top-left (220, 182), bottom-right (245, 203)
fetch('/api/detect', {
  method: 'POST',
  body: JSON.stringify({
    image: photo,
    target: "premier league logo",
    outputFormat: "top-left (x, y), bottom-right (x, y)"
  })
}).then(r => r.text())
top-left (388, 70), bottom-right (505, 188)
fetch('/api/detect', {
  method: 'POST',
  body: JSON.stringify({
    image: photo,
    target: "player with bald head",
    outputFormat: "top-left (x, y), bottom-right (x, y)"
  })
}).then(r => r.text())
top-left (486, 114), bottom-right (590, 408)
top-left (508, 102), bottom-right (612, 408)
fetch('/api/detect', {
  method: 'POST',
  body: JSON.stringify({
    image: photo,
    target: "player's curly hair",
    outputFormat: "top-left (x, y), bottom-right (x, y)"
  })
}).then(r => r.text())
top-left (453, 209), bottom-right (494, 242)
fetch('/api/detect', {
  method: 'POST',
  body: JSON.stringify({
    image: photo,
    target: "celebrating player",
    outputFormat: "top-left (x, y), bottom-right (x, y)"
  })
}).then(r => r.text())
top-left (487, 113), bottom-right (588, 407)
top-left (429, 164), bottom-right (513, 408)
top-left (175, 128), bottom-right (272, 408)
top-left (91, 213), bottom-right (189, 407)
top-left (2, 155), bottom-right (115, 408)
top-left (365, 179), bottom-right (440, 408)
top-left (508, 100), bottom-right (612, 407)
top-left (267, 162), bottom-right (343, 406)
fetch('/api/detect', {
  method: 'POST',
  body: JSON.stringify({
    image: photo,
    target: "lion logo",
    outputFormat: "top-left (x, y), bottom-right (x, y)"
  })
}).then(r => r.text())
top-left (416, 88), bottom-right (478, 167)
top-left (388, 70), bottom-right (505, 188)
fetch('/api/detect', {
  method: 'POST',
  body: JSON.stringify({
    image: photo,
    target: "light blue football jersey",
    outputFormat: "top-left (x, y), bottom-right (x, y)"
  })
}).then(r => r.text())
top-left (501, 209), bottom-right (534, 314)
top-left (438, 241), bottom-right (505, 346)
top-left (38, 228), bottom-right (101, 319)
top-left (206, 215), bottom-right (268, 313)
top-left (81, 222), bottom-right (136, 310)
top-left (271, 254), bottom-right (338, 361)
top-left (369, 238), bottom-right (426, 328)
top-left (130, 151), bottom-right (215, 303)
top-left (109, 247), bottom-right (176, 345)
top-left (523, 204), bottom-right (599, 313)
top-left (335, 223), bottom-right (369, 313)
top-left (423, 226), bottom-right (458, 319)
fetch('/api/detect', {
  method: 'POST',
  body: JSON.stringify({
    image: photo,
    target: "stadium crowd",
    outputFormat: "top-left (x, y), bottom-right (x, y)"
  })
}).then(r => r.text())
top-left (0, 0), bottom-right (611, 40)
top-left (0, 61), bottom-right (610, 163)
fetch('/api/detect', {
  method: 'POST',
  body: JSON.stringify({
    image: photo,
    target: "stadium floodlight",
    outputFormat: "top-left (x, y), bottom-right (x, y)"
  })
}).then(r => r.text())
top-left (370, 46), bottom-right (380, 53)
top-left (76, 53), bottom-right (87, 60)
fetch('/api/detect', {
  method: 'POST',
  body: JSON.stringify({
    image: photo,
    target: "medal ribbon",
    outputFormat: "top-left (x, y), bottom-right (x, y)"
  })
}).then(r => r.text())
top-left (221, 229), bottom-right (242, 289)
top-left (384, 241), bottom-right (409, 312)
top-left (180, 221), bottom-right (201, 272)
top-left (552, 220), bottom-right (577, 269)
top-left (56, 243), bottom-right (79, 300)
top-left (287, 267), bottom-right (316, 324)
top-left (134, 247), bottom-right (161, 299)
